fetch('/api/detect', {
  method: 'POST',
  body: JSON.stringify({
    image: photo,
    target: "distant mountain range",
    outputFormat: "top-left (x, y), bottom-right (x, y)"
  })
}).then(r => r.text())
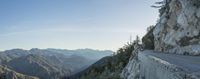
top-left (0, 48), bottom-right (113, 79)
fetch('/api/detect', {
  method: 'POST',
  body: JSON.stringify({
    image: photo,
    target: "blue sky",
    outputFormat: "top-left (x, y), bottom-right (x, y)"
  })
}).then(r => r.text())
top-left (0, 0), bottom-right (160, 51)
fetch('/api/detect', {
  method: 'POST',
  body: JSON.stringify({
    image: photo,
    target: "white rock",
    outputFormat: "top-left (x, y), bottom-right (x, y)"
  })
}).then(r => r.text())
top-left (121, 50), bottom-right (200, 79)
top-left (153, 0), bottom-right (200, 55)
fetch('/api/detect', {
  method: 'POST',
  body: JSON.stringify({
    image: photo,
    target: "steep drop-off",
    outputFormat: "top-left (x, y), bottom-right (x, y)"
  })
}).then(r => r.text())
top-left (71, 41), bottom-right (138, 79)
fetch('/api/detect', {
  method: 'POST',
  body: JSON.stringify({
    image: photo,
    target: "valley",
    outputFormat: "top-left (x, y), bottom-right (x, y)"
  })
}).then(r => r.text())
top-left (0, 48), bottom-right (112, 79)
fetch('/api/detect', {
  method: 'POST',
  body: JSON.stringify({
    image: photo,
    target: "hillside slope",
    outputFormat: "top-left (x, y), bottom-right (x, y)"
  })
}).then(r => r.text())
top-left (0, 66), bottom-right (39, 79)
top-left (71, 39), bottom-right (139, 79)
top-left (0, 48), bottom-right (112, 79)
top-left (153, 0), bottom-right (200, 55)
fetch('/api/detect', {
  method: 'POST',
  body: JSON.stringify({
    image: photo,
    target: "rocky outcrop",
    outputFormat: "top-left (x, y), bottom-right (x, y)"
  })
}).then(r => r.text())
top-left (121, 43), bottom-right (141, 79)
top-left (121, 50), bottom-right (200, 79)
top-left (121, 54), bottom-right (140, 79)
top-left (153, 0), bottom-right (200, 55)
top-left (121, 0), bottom-right (200, 79)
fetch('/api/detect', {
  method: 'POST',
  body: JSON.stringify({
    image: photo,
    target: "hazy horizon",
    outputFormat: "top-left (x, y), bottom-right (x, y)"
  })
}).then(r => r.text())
top-left (0, 0), bottom-right (160, 51)
top-left (0, 47), bottom-right (114, 52)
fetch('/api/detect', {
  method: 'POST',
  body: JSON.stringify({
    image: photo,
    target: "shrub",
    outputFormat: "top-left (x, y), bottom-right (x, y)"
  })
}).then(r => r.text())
top-left (142, 26), bottom-right (155, 49)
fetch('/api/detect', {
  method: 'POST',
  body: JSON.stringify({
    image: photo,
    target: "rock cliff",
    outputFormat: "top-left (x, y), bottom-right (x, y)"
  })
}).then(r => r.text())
top-left (154, 0), bottom-right (200, 55)
top-left (121, 0), bottom-right (200, 79)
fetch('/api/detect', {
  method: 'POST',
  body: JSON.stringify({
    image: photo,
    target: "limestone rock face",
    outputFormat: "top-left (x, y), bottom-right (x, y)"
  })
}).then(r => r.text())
top-left (121, 56), bottom-right (140, 79)
top-left (120, 42), bottom-right (142, 79)
top-left (121, 44), bottom-right (141, 79)
top-left (153, 0), bottom-right (200, 55)
top-left (121, 0), bottom-right (200, 79)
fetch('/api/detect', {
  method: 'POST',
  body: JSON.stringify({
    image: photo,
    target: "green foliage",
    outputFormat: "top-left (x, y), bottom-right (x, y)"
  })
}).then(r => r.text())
top-left (151, 1), bottom-right (169, 17)
top-left (79, 37), bottom-right (140, 79)
top-left (142, 26), bottom-right (155, 49)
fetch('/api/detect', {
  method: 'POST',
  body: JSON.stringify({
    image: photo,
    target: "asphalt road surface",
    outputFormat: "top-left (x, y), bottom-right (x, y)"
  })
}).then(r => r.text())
top-left (140, 50), bottom-right (200, 74)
